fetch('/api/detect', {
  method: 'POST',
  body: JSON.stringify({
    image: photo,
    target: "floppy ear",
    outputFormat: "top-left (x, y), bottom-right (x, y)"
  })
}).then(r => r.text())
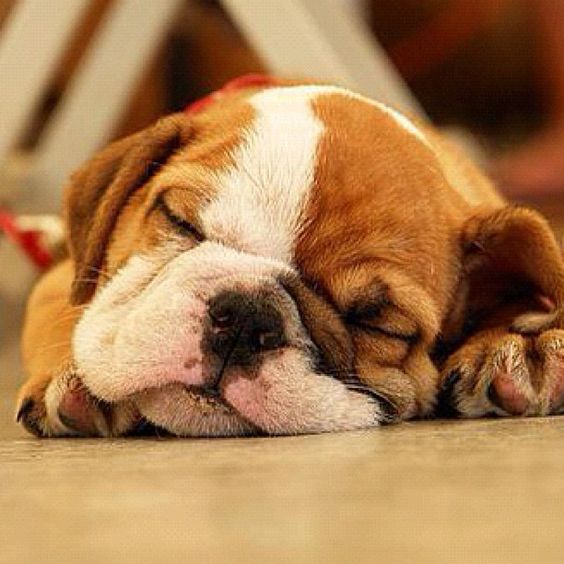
top-left (64, 114), bottom-right (191, 305)
top-left (460, 205), bottom-right (564, 333)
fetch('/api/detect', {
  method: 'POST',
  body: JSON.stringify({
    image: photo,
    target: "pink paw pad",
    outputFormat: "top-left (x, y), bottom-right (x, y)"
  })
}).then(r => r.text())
top-left (489, 371), bottom-right (529, 416)
top-left (58, 381), bottom-right (105, 436)
top-left (549, 371), bottom-right (564, 411)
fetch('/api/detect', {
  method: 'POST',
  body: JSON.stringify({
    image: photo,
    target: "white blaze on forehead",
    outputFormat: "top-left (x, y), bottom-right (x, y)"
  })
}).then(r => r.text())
top-left (274, 84), bottom-right (430, 146)
top-left (200, 85), bottom-right (431, 263)
top-left (201, 86), bottom-right (324, 262)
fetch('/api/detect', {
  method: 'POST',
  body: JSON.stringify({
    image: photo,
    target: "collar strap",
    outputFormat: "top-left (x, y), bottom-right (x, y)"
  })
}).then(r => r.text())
top-left (184, 74), bottom-right (280, 115)
top-left (0, 208), bottom-right (54, 270)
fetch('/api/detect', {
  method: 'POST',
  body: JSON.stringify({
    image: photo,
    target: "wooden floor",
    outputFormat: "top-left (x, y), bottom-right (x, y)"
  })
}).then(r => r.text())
top-left (2, 200), bottom-right (564, 563)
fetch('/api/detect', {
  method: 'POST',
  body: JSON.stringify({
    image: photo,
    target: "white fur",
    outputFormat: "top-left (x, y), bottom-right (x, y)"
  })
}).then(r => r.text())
top-left (374, 103), bottom-right (429, 145)
top-left (201, 84), bottom-right (432, 263)
top-left (247, 85), bottom-right (431, 148)
top-left (73, 243), bottom-right (381, 435)
top-left (201, 87), bottom-right (324, 262)
top-left (74, 245), bottom-right (293, 402)
top-left (222, 349), bottom-right (379, 434)
top-left (134, 383), bottom-right (256, 437)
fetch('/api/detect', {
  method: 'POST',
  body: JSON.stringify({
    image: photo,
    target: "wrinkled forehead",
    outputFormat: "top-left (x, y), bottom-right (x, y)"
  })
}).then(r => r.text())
top-left (165, 85), bottom-right (431, 265)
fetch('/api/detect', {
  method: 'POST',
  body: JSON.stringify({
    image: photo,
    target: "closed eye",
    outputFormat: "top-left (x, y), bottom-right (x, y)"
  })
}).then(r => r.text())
top-left (345, 301), bottom-right (419, 344)
top-left (156, 195), bottom-right (205, 242)
top-left (348, 320), bottom-right (419, 345)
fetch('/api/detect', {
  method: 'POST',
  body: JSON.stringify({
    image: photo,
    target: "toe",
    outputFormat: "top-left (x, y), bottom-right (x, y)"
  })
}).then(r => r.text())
top-left (534, 330), bottom-right (564, 413)
top-left (488, 371), bottom-right (530, 416)
top-left (44, 373), bottom-right (112, 437)
top-left (57, 381), bottom-right (108, 436)
top-left (15, 397), bottom-right (46, 437)
top-left (436, 370), bottom-right (462, 417)
top-left (16, 397), bottom-right (34, 423)
top-left (485, 336), bottom-right (535, 416)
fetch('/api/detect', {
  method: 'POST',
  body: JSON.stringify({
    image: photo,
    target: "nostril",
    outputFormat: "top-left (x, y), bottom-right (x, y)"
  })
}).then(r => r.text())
top-left (207, 291), bottom-right (287, 364)
top-left (251, 329), bottom-right (286, 353)
top-left (209, 302), bottom-right (238, 330)
top-left (211, 311), bottom-right (235, 329)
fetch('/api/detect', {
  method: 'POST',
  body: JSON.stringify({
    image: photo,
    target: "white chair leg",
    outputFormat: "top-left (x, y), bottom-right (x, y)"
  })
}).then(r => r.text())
top-left (33, 0), bottom-right (183, 209)
top-left (0, 0), bottom-right (89, 160)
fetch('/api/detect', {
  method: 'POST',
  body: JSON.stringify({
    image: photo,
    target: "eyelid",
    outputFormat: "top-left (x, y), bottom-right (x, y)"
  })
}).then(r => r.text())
top-left (350, 322), bottom-right (419, 345)
top-left (345, 299), bottom-right (419, 344)
top-left (156, 194), bottom-right (205, 242)
top-left (346, 297), bottom-right (390, 322)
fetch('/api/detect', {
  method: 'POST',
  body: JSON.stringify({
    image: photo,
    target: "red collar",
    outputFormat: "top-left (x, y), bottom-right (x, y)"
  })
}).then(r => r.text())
top-left (184, 74), bottom-right (280, 115)
top-left (0, 208), bottom-right (53, 270)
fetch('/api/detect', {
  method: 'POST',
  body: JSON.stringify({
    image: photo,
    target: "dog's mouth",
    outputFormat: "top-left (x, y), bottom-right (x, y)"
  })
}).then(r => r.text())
top-left (126, 385), bottom-right (241, 438)
top-left (178, 382), bottom-right (235, 411)
top-left (186, 384), bottom-right (223, 401)
top-left (56, 360), bottom-right (387, 438)
top-left (129, 374), bottom-right (262, 437)
top-left (70, 247), bottom-right (384, 436)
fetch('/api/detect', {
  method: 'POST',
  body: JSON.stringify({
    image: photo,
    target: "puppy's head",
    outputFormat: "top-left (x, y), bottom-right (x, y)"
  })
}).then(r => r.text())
top-left (68, 84), bottom-right (459, 436)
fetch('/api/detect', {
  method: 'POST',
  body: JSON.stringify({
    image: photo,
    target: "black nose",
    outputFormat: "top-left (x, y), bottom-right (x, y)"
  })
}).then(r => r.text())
top-left (207, 291), bottom-right (286, 366)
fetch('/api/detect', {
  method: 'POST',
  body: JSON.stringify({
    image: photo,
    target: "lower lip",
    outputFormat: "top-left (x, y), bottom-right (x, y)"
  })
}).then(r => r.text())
top-left (183, 385), bottom-right (227, 407)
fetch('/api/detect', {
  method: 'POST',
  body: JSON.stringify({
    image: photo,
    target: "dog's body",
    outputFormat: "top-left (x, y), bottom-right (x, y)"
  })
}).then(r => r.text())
top-left (17, 81), bottom-right (564, 437)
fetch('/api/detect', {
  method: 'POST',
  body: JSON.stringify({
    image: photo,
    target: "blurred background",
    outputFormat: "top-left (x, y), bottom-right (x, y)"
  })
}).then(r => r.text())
top-left (1, 0), bottom-right (564, 412)
top-left (2, 6), bottom-right (564, 560)
top-left (1, 0), bottom-right (563, 211)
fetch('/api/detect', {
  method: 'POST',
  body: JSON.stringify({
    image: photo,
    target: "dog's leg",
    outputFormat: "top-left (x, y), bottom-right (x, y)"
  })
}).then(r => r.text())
top-left (439, 206), bottom-right (564, 417)
top-left (16, 260), bottom-right (138, 436)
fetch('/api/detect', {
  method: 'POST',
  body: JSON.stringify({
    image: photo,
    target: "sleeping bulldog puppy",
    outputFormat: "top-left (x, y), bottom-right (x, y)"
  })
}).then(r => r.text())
top-left (16, 78), bottom-right (564, 437)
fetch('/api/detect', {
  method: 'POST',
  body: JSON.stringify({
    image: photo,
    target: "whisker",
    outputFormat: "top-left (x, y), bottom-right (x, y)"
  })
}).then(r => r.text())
top-left (32, 340), bottom-right (72, 355)
top-left (72, 277), bottom-right (101, 285)
top-left (45, 313), bottom-right (85, 330)
top-left (84, 265), bottom-right (112, 277)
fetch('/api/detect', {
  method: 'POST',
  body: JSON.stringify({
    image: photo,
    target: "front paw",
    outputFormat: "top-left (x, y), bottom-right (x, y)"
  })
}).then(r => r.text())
top-left (16, 369), bottom-right (138, 437)
top-left (440, 329), bottom-right (564, 418)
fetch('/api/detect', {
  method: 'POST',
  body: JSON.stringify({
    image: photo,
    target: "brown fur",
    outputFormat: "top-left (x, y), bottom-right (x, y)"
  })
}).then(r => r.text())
top-left (66, 115), bottom-right (190, 304)
top-left (17, 83), bottom-right (564, 435)
top-left (295, 95), bottom-right (470, 414)
top-left (17, 260), bottom-right (80, 436)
